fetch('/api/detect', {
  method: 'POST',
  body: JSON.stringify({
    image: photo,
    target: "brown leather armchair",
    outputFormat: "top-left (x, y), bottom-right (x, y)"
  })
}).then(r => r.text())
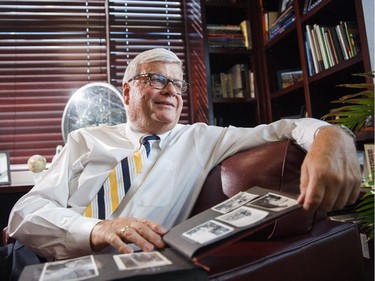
top-left (2, 140), bottom-right (367, 281)
top-left (190, 139), bottom-right (366, 281)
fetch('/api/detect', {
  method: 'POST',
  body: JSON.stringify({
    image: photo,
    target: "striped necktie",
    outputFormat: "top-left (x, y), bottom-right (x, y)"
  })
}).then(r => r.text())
top-left (84, 135), bottom-right (159, 219)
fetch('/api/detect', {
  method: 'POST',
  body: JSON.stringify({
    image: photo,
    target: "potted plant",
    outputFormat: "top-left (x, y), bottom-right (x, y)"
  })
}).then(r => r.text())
top-left (322, 71), bottom-right (374, 240)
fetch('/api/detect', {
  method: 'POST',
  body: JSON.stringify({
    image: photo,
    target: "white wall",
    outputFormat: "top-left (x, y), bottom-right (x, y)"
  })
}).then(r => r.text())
top-left (362, 0), bottom-right (374, 70)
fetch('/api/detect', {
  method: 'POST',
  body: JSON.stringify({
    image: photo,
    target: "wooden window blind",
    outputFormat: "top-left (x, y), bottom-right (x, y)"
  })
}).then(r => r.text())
top-left (0, 0), bottom-right (189, 166)
top-left (107, 0), bottom-right (190, 123)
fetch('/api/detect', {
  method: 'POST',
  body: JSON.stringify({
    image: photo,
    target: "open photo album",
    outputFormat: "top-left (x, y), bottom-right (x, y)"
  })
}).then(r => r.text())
top-left (163, 186), bottom-right (301, 266)
top-left (19, 186), bottom-right (302, 281)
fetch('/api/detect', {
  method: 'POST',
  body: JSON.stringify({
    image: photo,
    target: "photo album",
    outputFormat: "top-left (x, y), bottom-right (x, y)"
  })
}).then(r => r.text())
top-left (163, 186), bottom-right (301, 266)
top-left (19, 186), bottom-right (301, 281)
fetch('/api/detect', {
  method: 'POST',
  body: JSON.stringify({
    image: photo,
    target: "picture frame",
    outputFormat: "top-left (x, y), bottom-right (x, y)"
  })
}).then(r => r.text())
top-left (0, 151), bottom-right (11, 185)
top-left (277, 69), bottom-right (303, 90)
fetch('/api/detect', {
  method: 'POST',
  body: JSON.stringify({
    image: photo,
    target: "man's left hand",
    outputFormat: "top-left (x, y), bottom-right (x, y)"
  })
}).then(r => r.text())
top-left (298, 125), bottom-right (362, 218)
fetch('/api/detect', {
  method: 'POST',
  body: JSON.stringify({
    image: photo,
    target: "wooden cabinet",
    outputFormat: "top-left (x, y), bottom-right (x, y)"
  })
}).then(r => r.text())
top-left (201, 1), bottom-right (261, 127)
top-left (255, 0), bottom-right (372, 122)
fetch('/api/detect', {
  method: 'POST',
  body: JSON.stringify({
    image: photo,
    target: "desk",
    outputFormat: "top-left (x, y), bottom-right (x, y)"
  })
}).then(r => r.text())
top-left (0, 170), bottom-right (34, 230)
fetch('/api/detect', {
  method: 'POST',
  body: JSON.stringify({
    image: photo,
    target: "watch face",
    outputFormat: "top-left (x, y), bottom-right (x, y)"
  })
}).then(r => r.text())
top-left (62, 83), bottom-right (127, 142)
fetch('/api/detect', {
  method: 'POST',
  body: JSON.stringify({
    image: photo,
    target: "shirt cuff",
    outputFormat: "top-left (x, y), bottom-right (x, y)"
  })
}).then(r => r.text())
top-left (292, 118), bottom-right (331, 150)
top-left (65, 216), bottom-right (101, 260)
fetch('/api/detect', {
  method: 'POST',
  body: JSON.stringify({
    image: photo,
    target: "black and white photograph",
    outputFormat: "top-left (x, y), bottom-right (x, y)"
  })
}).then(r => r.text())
top-left (248, 192), bottom-right (298, 212)
top-left (39, 255), bottom-right (98, 281)
top-left (182, 220), bottom-right (234, 244)
top-left (113, 251), bottom-right (172, 271)
top-left (0, 151), bottom-right (11, 185)
top-left (212, 192), bottom-right (259, 213)
top-left (216, 206), bottom-right (269, 228)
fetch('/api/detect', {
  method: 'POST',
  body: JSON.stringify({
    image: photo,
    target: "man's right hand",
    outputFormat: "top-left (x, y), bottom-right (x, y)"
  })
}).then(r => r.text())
top-left (90, 217), bottom-right (167, 253)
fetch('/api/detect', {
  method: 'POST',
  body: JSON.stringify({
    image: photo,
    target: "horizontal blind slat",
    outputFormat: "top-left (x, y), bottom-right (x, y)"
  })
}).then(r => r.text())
top-left (1, 0), bottom-right (190, 165)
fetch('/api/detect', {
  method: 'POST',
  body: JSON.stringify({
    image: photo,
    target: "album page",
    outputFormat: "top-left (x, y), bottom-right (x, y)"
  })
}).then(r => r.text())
top-left (163, 186), bottom-right (302, 260)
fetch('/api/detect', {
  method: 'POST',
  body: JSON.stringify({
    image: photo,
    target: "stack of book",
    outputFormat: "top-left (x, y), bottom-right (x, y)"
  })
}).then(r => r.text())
top-left (305, 21), bottom-right (360, 76)
top-left (268, 4), bottom-right (296, 41)
top-left (211, 63), bottom-right (255, 99)
top-left (207, 24), bottom-right (245, 48)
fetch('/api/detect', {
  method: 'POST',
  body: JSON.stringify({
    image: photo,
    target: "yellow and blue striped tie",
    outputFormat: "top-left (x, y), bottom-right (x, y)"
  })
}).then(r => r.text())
top-left (84, 135), bottom-right (159, 219)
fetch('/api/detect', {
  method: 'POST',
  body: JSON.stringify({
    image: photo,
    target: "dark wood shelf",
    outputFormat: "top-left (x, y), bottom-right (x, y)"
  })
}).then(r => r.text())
top-left (356, 127), bottom-right (374, 142)
top-left (270, 80), bottom-right (304, 99)
top-left (212, 97), bottom-right (256, 103)
top-left (0, 184), bottom-right (32, 194)
top-left (257, 0), bottom-right (371, 122)
top-left (265, 22), bottom-right (297, 49)
top-left (204, 1), bottom-right (247, 9)
top-left (308, 55), bottom-right (363, 83)
top-left (208, 47), bottom-right (251, 55)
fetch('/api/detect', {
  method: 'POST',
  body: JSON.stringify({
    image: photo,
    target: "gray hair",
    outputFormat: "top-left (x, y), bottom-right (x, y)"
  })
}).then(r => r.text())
top-left (123, 48), bottom-right (182, 85)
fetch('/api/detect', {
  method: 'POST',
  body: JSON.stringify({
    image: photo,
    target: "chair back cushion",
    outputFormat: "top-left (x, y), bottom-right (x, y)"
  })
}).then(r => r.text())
top-left (190, 139), bottom-right (315, 239)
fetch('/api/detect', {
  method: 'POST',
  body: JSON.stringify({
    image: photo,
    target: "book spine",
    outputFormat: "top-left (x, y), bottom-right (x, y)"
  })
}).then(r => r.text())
top-left (330, 26), bottom-right (345, 63)
top-left (305, 37), bottom-right (315, 76)
top-left (314, 24), bottom-right (329, 69)
top-left (305, 25), bottom-right (319, 74)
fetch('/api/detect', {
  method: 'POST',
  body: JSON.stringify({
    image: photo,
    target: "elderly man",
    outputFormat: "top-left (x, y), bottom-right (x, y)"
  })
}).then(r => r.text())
top-left (8, 48), bottom-right (361, 261)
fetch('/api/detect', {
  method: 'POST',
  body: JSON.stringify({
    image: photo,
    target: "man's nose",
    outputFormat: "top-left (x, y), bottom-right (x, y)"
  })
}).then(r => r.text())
top-left (162, 81), bottom-right (179, 96)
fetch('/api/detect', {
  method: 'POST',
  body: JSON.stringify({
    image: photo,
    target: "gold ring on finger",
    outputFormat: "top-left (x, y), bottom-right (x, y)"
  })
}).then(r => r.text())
top-left (121, 225), bottom-right (130, 233)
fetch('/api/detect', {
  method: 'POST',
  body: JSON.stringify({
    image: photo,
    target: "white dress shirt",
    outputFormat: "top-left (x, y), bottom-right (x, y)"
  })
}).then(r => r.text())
top-left (8, 118), bottom-right (328, 259)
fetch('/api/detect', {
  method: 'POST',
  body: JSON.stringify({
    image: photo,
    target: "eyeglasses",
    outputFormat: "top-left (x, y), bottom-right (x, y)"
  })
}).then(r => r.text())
top-left (128, 73), bottom-right (189, 95)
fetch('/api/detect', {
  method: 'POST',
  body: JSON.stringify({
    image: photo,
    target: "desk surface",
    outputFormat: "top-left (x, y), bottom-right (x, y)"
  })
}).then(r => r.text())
top-left (0, 170), bottom-right (35, 194)
top-left (0, 184), bottom-right (32, 194)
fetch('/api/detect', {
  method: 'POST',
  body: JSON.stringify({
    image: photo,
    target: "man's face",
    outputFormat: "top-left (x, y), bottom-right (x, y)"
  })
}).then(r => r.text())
top-left (123, 61), bottom-right (184, 134)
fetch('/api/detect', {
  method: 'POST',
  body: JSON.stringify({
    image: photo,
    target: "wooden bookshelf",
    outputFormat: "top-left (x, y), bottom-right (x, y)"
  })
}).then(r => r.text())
top-left (185, 0), bottom-right (371, 126)
top-left (201, 0), bottom-right (260, 127)
top-left (254, 0), bottom-right (372, 122)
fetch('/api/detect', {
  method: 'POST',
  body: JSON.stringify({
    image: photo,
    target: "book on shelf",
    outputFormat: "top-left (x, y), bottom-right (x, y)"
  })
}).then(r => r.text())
top-left (305, 21), bottom-right (360, 75)
top-left (211, 64), bottom-right (255, 99)
top-left (249, 70), bottom-right (255, 98)
top-left (305, 27), bottom-right (319, 75)
top-left (314, 24), bottom-right (331, 69)
top-left (207, 24), bottom-right (246, 49)
top-left (19, 186), bottom-right (302, 280)
top-left (305, 38), bottom-right (313, 76)
top-left (342, 21), bottom-right (361, 57)
top-left (240, 20), bottom-right (252, 50)
top-left (268, 4), bottom-right (296, 41)
top-left (228, 64), bottom-right (243, 98)
top-left (302, 0), bottom-right (322, 14)
top-left (264, 11), bottom-right (279, 33)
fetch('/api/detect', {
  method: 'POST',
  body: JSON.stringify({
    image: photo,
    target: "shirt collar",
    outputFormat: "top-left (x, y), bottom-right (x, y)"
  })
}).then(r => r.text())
top-left (125, 121), bottom-right (171, 149)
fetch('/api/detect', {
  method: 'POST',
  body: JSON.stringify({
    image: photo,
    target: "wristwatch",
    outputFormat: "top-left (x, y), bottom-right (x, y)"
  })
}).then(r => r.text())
top-left (337, 124), bottom-right (356, 141)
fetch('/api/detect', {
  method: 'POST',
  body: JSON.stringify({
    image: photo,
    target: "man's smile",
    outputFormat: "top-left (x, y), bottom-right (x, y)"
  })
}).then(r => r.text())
top-left (154, 100), bottom-right (175, 108)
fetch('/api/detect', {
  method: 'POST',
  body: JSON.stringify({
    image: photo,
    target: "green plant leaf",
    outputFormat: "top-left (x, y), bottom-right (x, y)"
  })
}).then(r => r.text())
top-left (337, 83), bottom-right (374, 89)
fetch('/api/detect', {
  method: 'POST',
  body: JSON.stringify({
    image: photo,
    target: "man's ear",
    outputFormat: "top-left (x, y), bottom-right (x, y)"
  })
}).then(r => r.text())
top-left (123, 83), bottom-right (130, 105)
